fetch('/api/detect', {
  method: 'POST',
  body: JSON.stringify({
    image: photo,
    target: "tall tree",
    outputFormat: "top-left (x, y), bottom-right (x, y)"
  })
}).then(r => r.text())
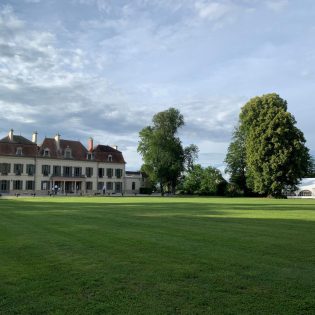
top-left (224, 126), bottom-right (248, 194)
top-left (226, 93), bottom-right (310, 197)
top-left (138, 108), bottom-right (185, 195)
top-left (184, 144), bottom-right (199, 172)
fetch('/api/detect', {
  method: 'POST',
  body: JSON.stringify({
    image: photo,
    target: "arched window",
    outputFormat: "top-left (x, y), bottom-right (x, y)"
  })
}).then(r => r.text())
top-left (108, 154), bottom-right (112, 162)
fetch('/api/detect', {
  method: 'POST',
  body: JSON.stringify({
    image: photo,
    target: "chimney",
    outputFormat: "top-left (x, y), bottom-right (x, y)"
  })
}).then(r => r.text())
top-left (8, 129), bottom-right (14, 141)
top-left (88, 137), bottom-right (93, 152)
top-left (32, 131), bottom-right (38, 144)
top-left (111, 145), bottom-right (118, 150)
top-left (55, 133), bottom-right (60, 150)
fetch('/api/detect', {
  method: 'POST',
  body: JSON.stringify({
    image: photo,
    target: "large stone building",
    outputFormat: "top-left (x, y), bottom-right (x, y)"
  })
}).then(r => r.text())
top-left (0, 129), bottom-right (135, 195)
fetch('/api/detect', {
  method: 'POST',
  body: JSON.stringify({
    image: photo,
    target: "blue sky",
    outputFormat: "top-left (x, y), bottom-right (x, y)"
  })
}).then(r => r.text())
top-left (1, 0), bottom-right (314, 171)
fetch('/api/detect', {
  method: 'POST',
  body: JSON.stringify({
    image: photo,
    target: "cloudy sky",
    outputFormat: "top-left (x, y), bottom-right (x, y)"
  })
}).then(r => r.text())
top-left (1, 0), bottom-right (314, 171)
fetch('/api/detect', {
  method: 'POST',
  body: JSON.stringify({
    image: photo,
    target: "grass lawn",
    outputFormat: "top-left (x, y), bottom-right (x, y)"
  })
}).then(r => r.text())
top-left (0, 196), bottom-right (315, 315)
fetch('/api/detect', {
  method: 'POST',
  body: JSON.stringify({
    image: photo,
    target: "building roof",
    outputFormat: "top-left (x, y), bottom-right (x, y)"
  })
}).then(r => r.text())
top-left (93, 145), bottom-right (126, 164)
top-left (126, 171), bottom-right (141, 176)
top-left (0, 135), bottom-right (34, 145)
top-left (0, 130), bottom-right (126, 164)
top-left (38, 138), bottom-right (88, 160)
top-left (0, 135), bottom-right (38, 157)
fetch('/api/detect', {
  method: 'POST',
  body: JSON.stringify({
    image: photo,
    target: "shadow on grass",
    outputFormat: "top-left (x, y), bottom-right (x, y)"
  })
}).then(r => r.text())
top-left (1, 198), bottom-right (315, 223)
top-left (1, 198), bottom-right (315, 315)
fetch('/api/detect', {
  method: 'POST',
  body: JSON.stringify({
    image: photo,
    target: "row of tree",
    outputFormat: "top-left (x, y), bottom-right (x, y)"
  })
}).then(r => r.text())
top-left (138, 94), bottom-right (312, 197)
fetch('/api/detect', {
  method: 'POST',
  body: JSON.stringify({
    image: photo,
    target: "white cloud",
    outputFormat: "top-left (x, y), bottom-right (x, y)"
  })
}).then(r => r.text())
top-left (265, 0), bottom-right (289, 12)
top-left (72, 0), bottom-right (111, 12)
top-left (195, 1), bottom-right (234, 21)
top-left (0, 5), bottom-right (24, 29)
top-left (1, 0), bottom-right (315, 169)
top-left (0, 100), bottom-right (37, 123)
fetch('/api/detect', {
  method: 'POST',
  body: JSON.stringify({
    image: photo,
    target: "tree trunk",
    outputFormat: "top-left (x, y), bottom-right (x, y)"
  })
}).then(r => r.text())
top-left (160, 179), bottom-right (164, 196)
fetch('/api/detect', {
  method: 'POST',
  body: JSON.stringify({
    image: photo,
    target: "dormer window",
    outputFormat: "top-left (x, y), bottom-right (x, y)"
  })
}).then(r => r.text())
top-left (16, 147), bottom-right (22, 156)
top-left (108, 154), bottom-right (112, 162)
top-left (43, 148), bottom-right (50, 157)
top-left (64, 147), bottom-right (72, 159)
top-left (87, 153), bottom-right (94, 160)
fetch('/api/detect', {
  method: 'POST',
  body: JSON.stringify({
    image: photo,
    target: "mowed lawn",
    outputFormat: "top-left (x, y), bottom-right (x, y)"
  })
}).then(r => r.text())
top-left (0, 197), bottom-right (315, 315)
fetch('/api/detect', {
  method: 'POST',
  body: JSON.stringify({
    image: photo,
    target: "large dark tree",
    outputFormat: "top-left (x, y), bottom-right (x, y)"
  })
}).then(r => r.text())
top-left (225, 93), bottom-right (310, 197)
top-left (138, 108), bottom-right (186, 195)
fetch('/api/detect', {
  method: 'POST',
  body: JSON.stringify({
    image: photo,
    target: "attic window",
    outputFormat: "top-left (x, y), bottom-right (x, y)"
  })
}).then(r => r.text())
top-left (43, 148), bottom-right (50, 157)
top-left (64, 147), bottom-right (72, 159)
top-left (16, 147), bottom-right (23, 156)
top-left (108, 154), bottom-right (112, 162)
top-left (87, 153), bottom-right (94, 160)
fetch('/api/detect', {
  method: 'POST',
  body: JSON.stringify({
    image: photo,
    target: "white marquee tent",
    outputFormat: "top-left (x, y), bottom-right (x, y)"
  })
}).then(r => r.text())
top-left (288, 178), bottom-right (315, 198)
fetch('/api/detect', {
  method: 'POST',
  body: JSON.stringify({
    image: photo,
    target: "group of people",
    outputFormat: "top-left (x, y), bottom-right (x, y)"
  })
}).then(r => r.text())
top-left (49, 185), bottom-right (108, 195)
top-left (51, 184), bottom-right (60, 195)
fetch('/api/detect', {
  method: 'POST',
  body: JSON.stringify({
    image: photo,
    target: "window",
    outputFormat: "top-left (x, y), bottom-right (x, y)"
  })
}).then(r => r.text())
top-left (106, 168), bottom-right (113, 178)
top-left (63, 166), bottom-right (72, 177)
top-left (41, 181), bottom-right (50, 190)
top-left (42, 165), bottom-right (51, 176)
top-left (43, 148), bottom-right (50, 157)
top-left (86, 167), bottom-right (93, 177)
top-left (115, 182), bottom-right (122, 193)
top-left (115, 169), bottom-right (123, 178)
top-left (64, 147), bottom-right (72, 159)
top-left (26, 164), bottom-right (35, 176)
top-left (13, 180), bottom-right (23, 190)
top-left (74, 167), bottom-right (82, 177)
top-left (86, 182), bottom-right (93, 190)
top-left (87, 153), bottom-right (94, 160)
top-left (16, 147), bottom-right (23, 156)
top-left (132, 182), bottom-right (136, 190)
top-left (97, 182), bottom-right (104, 190)
top-left (14, 164), bottom-right (23, 175)
top-left (108, 154), bottom-right (113, 162)
top-left (98, 168), bottom-right (104, 178)
top-left (106, 182), bottom-right (113, 190)
top-left (0, 163), bottom-right (10, 175)
top-left (0, 180), bottom-right (10, 192)
top-left (53, 165), bottom-right (61, 176)
top-left (26, 181), bottom-right (35, 190)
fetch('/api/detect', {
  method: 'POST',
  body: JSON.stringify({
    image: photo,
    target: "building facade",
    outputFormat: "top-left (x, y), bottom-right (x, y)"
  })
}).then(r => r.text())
top-left (0, 129), bottom-right (127, 195)
top-left (125, 171), bottom-right (145, 194)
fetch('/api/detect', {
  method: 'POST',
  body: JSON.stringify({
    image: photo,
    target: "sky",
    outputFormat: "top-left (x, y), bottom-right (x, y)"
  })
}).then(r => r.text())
top-left (0, 0), bottom-right (314, 171)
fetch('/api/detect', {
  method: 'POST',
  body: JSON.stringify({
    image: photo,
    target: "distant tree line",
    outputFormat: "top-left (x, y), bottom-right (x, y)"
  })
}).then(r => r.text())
top-left (137, 94), bottom-right (312, 197)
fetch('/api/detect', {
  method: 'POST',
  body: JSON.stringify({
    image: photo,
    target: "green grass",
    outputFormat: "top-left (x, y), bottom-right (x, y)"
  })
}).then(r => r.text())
top-left (0, 197), bottom-right (315, 315)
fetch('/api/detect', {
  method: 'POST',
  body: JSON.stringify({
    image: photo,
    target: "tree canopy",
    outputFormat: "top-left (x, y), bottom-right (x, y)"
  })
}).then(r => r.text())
top-left (182, 164), bottom-right (227, 196)
top-left (225, 93), bottom-right (310, 197)
top-left (138, 108), bottom-right (196, 195)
